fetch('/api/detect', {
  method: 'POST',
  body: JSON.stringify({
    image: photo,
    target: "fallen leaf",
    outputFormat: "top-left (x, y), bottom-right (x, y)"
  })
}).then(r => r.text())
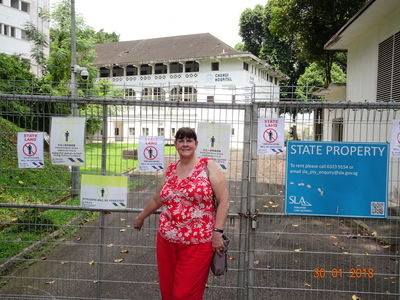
top-left (291, 224), bottom-right (299, 227)
top-left (228, 255), bottom-right (236, 260)
top-left (107, 243), bottom-right (113, 248)
top-left (343, 251), bottom-right (350, 254)
top-left (18, 180), bottom-right (24, 185)
top-left (41, 256), bottom-right (47, 260)
top-left (371, 231), bottom-right (377, 236)
top-left (76, 237), bottom-right (81, 241)
top-left (324, 222), bottom-right (332, 226)
top-left (352, 295), bottom-right (361, 300)
top-left (329, 236), bottom-right (337, 239)
top-left (271, 205), bottom-right (278, 208)
top-left (294, 248), bottom-right (302, 252)
top-left (268, 201), bottom-right (274, 204)
top-left (381, 245), bottom-right (391, 249)
top-left (0, 186), bottom-right (5, 191)
top-left (93, 281), bottom-right (98, 284)
top-left (304, 282), bottom-right (311, 287)
top-left (120, 218), bottom-right (126, 221)
top-left (120, 228), bottom-right (126, 232)
top-left (113, 258), bottom-right (124, 263)
top-left (88, 260), bottom-right (95, 265)
top-left (11, 217), bottom-right (18, 222)
top-left (263, 205), bottom-right (269, 208)
top-left (254, 260), bottom-right (260, 265)
top-left (332, 242), bottom-right (339, 247)
top-left (60, 261), bottom-right (68, 265)
top-left (363, 252), bottom-right (369, 255)
top-left (46, 281), bottom-right (55, 285)
top-left (120, 249), bottom-right (129, 253)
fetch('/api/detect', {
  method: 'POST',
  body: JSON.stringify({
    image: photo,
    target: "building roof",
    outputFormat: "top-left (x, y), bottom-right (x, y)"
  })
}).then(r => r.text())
top-left (93, 33), bottom-right (243, 65)
top-left (324, 0), bottom-right (399, 50)
top-left (93, 33), bottom-right (287, 79)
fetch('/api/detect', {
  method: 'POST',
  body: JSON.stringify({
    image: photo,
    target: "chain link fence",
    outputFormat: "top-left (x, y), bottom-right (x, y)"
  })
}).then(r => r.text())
top-left (0, 82), bottom-right (399, 299)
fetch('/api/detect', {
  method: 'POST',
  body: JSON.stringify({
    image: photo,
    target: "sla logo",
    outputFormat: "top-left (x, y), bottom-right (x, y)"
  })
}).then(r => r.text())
top-left (289, 196), bottom-right (312, 206)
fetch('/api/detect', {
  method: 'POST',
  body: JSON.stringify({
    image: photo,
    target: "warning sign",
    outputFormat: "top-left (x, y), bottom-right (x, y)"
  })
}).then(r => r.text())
top-left (81, 174), bottom-right (128, 209)
top-left (257, 118), bottom-right (284, 155)
top-left (390, 120), bottom-right (400, 157)
top-left (138, 136), bottom-right (164, 171)
top-left (17, 132), bottom-right (44, 168)
top-left (196, 123), bottom-right (231, 170)
top-left (50, 117), bottom-right (85, 166)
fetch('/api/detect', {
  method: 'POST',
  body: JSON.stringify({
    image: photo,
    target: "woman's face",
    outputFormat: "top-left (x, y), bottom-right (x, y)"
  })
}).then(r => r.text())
top-left (174, 137), bottom-right (198, 158)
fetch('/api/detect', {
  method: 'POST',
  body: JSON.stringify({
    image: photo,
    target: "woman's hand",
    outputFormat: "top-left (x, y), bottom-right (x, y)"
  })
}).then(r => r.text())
top-left (212, 231), bottom-right (225, 256)
top-left (133, 214), bottom-right (144, 231)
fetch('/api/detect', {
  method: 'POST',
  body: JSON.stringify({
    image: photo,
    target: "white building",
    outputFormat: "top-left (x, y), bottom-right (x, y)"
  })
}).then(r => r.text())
top-left (93, 33), bottom-right (287, 146)
top-left (0, 0), bottom-right (50, 75)
top-left (323, 0), bottom-right (400, 207)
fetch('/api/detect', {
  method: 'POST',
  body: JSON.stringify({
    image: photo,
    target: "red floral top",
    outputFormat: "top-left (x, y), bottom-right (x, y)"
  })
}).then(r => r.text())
top-left (158, 158), bottom-right (215, 245)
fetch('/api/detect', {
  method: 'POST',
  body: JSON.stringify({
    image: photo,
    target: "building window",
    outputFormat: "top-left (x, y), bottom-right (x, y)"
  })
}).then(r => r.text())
top-left (155, 63), bottom-right (167, 74)
top-left (332, 118), bottom-right (343, 141)
top-left (115, 128), bottom-right (120, 136)
top-left (21, 1), bottom-right (29, 12)
top-left (274, 77), bottom-right (278, 85)
top-left (11, 0), bottom-right (18, 9)
top-left (211, 62), bottom-right (219, 71)
top-left (129, 128), bottom-right (135, 136)
top-left (170, 87), bottom-right (182, 101)
top-left (10, 27), bottom-right (15, 37)
top-left (142, 88), bottom-right (152, 100)
top-left (4, 25), bottom-right (9, 36)
top-left (112, 66), bottom-right (124, 77)
top-left (157, 128), bottom-right (165, 136)
top-left (231, 128), bottom-right (235, 136)
top-left (140, 64), bottom-right (152, 75)
top-left (124, 88), bottom-right (135, 100)
top-left (171, 128), bottom-right (176, 137)
top-left (99, 67), bottom-right (110, 77)
top-left (183, 86), bottom-right (197, 102)
top-left (142, 128), bottom-right (149, 136)
top-left (185, 61), bottom-right (199, 73)
top-left (207, 96), bottom-right (214, 103)
top-left (377, 31), bottom-right (400, 102)
top-left (153, 87), bottom-right (165, 101)
top-left (243, 62), bottom-right (249, 71)
top-left (126, 65), bottom-right (138, 76)
top-left (170, 62), bottom-right (183, 73)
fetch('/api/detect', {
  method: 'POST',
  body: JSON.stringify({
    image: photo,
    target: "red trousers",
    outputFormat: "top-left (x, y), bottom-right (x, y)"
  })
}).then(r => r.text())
top-left (156, 233), bottom-right (213, 300)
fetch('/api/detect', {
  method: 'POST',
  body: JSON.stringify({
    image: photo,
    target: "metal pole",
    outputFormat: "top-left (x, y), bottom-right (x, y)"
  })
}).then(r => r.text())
top-left (70, 0), bottom-right (79, 196)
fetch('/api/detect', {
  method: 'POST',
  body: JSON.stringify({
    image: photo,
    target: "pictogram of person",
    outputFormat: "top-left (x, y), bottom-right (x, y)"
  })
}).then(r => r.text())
top-left (268, 129), bottom-right (273, 141)
top-left (27, 144), bottom-right (32, 155)
top-left (101, 188), bottom-right (105, 197)
top-left (210, 135), bottom-right (216, 147)
top-left (65, 130), bottom-right (70, 142)
top-left (148, 147), bottom-right (154, 159)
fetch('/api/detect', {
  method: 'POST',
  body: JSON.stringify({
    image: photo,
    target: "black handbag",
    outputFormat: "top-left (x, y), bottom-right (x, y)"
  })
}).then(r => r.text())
top-left (210, 234), bottom-right (230, 276)
top-left (205, 164), bottom-right (230, 276)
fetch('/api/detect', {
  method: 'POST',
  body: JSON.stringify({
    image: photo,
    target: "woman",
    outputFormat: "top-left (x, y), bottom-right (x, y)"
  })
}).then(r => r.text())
top-left (133, 127), bottom-right (229, 300)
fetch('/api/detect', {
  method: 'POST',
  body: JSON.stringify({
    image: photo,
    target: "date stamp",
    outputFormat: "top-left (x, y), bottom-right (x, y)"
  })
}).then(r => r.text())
top-left (313, 267), bottom-right (375, 279)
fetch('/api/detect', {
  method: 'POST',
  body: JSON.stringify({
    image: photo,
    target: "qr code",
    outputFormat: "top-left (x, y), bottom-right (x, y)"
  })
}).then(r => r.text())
top-left (371, 202), bottom-right (385, 215)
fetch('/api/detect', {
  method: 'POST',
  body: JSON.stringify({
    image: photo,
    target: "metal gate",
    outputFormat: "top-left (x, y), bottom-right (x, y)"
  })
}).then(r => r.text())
top-left (0, 88), bottom-right (399, 299)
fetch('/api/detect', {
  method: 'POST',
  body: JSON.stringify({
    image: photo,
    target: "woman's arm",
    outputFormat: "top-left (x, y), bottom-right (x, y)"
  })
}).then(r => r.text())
top-left (207, 159), bottom-right (230, 255)
top-left (133, 176), bottom-right (165, 231)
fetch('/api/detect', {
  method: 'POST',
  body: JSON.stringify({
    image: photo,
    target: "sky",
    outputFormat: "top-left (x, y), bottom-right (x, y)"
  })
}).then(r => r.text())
top-left (71, 0), bottom-right (264, 48)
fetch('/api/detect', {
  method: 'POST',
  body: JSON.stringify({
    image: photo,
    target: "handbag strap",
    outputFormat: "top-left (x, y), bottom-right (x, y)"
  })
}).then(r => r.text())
top-left (205, 164), bottom-right (217, 209)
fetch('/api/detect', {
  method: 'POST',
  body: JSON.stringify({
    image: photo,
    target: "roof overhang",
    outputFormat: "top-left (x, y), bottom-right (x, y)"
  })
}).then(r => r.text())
top-left (324, 0), bottom-right (399, 50)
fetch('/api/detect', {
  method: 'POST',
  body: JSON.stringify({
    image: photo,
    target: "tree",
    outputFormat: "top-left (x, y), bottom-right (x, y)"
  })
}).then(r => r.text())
top-left (268, 0), bottom-right (367, 85)
top-left (239, 4), bottom-right (306, 86)
top-left (23, 22), bottom-right (49, 76)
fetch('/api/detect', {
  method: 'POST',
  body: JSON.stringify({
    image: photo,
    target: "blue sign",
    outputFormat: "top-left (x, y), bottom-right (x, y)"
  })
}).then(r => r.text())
top-left (285, 141), bottom-right (388, 218)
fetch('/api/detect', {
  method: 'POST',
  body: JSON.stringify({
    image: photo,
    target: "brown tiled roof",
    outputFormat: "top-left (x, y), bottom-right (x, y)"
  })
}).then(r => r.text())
top-left (93, 33), bottom-right (244, 66)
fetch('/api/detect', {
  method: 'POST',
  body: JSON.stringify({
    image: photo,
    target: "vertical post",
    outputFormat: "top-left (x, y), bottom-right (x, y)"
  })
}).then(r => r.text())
top-left (237, 105), bottom-right (251, 299)
top-left (247, 103), bottom-right (258, 300)
top-left (70, 0), bottom-right (79, 196)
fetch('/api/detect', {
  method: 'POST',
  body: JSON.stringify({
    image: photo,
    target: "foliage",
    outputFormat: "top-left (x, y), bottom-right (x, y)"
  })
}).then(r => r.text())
top-left (239, 4), bottom-right (306, 86)
top-left (268, 0), bottom-right (367, 85)
top-left (23, 22), bottom-right (48, 76)
top-left (234, 42), bottom-right (245, 51)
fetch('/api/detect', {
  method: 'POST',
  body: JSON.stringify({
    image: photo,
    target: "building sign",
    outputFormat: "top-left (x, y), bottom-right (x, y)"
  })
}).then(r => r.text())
top-left (17, 132), bottom-right (44, 168)
top-left (214, 73), bottom-right (233, 82)
top-left (81, 175), bottom-right (128, 209)
top-left (196, 123), bottom-right (231, 170)
top-left (50, 117), bottom-right (85, 166)
top-left (138, 136), bottom-right (164, 171)
top-left (257, 118), bottom-right (284, 154)
top-left (390, 120), bottom-right (400, 157)
top-left (285, 141), bottom-right (388, 218)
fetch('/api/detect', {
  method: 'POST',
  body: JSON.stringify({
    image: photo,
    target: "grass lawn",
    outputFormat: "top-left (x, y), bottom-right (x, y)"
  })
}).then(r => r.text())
top-left (82, 142), bottom-right (177, 174)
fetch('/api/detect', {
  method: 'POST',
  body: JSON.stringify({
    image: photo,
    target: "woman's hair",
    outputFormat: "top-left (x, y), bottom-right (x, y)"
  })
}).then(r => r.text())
top-left (175, 127), bottom-right (197, 141)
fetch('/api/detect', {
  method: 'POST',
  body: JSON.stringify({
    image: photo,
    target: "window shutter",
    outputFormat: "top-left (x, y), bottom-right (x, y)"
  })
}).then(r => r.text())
top-left (377, 35), bottom-right (393, 101)
top-left (393, 32), bottom-right (400, 101)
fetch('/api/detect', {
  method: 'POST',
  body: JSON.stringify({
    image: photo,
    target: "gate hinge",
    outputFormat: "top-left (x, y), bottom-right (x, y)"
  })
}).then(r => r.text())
top-left (238, 209), bottom-right (259, 229)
